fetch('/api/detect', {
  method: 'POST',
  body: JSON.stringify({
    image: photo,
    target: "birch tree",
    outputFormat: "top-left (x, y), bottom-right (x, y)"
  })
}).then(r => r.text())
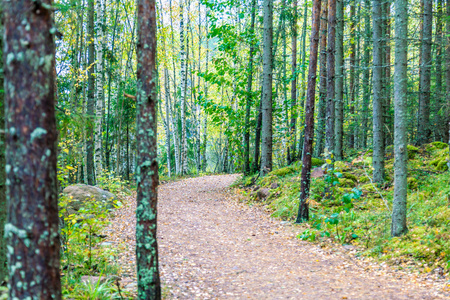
top-left (95, 0), bottom-right (105, 176)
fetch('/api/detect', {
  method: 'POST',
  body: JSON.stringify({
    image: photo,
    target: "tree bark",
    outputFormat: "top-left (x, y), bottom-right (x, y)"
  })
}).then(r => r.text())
top-left (348, 0), bottom-right (356, 148)
top-left (244, 0), bottom-right (257, 175)
top-left (361, 0), bottom-right (371, 148)
top-left (179, 3), bottom-right (188, 175)
top-left (417, 0), bottom-right (432, 145)
top-left (86, 0), bottom-right (96, 184)
top-left (3, 0), bottom-right (61, 297)
top-left (0, 4), bottom-right (6, 283)
top-left (334, 0), bottom-right (344, 160)
top-left (136, 0), bottom-right (161, 297)
top-left (434, 0), bottom-right (444, 141)
top-left (296, 0), bottom-right (321, 223)
top-left (372, 0), bottom-right (385, 184)
top-left (95, 0), bottom-right (104, 177)
top-left (446, 0), bottom-right (450, 145)
top-left (260, 0), bottom-right (274, 176)
top-left (315, 0), bottom-right (328, 157)
top-left (391, 0), bottom-right (408, 237)
top-left (326, 0), bottom-right (336, 156)
top-left (288, 0), bottom-right (298, 165)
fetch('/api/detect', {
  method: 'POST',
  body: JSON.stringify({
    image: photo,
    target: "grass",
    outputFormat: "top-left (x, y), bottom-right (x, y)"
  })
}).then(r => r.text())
top-left (236, 142), bottom-right (450, 275)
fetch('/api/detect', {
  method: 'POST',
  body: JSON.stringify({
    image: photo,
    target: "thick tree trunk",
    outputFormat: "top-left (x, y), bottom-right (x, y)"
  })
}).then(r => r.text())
top-left (334, 0), bottom-right (344, 160)
top-left (95, 0), bottom-right (104, 177)
top-left (136, 0), bottom-right (161, 297)
top-left (315, 0), bottom-right (328, 157)
top-left (372, 0), bottom-right (385, 184)
top-left (417, 0), bottom-right (432, 145)
top-left (296, 0), bottom-right (321, 223)
top-left (297, 2), bottom-right (308, 159)
top-left (260, 0), bottom-right (274, 176)
top-left (0, 5), bottom-right (6, 283)
top-left (86, 0), bottom-right (96, 184)
top-left (244, 0), bottom-right (257, 175)
top-left (253, 99), bottom-right (263, 173)
top-left (288, 0), bottom-right (298, 165)
top-left (391, 0), bottom-right (408, 237)
top-left (3, 1), bottom-right (61, 297)
top-left (326, 0), bottom-right (336, 156)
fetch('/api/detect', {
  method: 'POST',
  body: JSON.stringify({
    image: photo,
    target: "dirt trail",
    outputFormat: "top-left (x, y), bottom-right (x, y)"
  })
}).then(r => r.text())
top-left (107, 174), bottom-right (448, 299)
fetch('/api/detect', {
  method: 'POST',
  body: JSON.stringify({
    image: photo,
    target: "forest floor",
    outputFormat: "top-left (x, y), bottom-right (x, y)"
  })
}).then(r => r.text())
top-left (105, 174), bottom-right (449, 299)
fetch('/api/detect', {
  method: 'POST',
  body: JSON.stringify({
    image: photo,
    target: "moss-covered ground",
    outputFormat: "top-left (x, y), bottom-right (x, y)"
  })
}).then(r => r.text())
top-left (236, 142), bottom-right (450, 276)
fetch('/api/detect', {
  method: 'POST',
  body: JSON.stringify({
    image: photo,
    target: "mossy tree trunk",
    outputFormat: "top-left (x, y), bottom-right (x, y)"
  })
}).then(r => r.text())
top-left (136, 0), bottom-right (161, 298)
top-left (0, 3), bottom-right (6, 284)
top-left (3, 0), bottom-right (61, 297)
top-left (391, 0), bottom-right (408, 237)
top-left (296, 0), bottom-right (321, 223)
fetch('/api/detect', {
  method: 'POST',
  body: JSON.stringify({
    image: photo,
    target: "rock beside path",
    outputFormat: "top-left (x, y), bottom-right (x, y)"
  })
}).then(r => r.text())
top-left (63, 184), bottom-right (118, 213)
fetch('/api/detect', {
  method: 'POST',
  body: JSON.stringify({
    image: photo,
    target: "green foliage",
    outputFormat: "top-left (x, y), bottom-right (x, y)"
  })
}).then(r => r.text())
top-left (59, 194), bottom-right (131, 298)
top-left (311, 158), bottom-right (325, 167)
top-left (268, 166), bottom-right (297, 177)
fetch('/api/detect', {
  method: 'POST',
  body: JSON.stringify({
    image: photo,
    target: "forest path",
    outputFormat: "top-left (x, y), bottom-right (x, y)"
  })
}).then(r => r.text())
top-left (107, 174), bottom-right (447, 299)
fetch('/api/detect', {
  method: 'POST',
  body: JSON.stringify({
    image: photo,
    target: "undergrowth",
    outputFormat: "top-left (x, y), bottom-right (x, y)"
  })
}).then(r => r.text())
top-left (236, 142), bottom-right (450, 276)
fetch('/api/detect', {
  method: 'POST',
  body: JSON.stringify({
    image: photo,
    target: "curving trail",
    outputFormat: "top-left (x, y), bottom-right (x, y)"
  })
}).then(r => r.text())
top-left (106, 174), bottom-right (448, 299)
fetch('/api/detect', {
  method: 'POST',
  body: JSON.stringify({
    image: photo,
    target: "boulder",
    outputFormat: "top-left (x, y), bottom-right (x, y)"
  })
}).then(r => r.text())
top-left (311, 167), bottom-right (325, 178)
top-left (256, 188), bottom-right (270, 201)
top-left (270, 182), bottom-right (279, 190)
top-left (62, 184), bottom-right (118, 213)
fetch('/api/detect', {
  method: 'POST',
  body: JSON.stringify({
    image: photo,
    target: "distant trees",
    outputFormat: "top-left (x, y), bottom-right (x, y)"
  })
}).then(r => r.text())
top-left (0, 3), bottom-right (6, 284)
top-left (3, 0), bottom-right (61, 297)
top-left (135, 0), bottom-right (161, 298)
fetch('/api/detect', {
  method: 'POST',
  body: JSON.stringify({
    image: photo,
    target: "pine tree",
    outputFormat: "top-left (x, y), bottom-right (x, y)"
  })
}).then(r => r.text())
top-left (3, 0), bottom-right (61, 296)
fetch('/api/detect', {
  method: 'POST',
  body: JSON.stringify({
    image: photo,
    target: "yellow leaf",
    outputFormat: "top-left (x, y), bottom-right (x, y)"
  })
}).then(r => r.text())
top-left (326, 159), bottom-right (332, 164)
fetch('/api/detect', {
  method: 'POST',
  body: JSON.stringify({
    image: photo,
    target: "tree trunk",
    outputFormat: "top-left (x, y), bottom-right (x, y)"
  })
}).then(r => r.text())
top-left (446, 0), bottom-right (450, 145)
top-left (348, 0), bottom-right (356, 148)
top-left (434, 0), bottom-right (444, 141)
top-left (260, 0), bottom-right (274, 176)
top-left (244, 0), bottom-right (257, 175)
top-left (315, 0), bottom-right (328, 157)
top-left (326, 0), bottom-right (336, 156)
top-left (391, 0), bottom-right (408, 237)
top-left (296, 0), bottom-right (321, 223)
top-left (384, 0), bottom-right (393, 145)
top-left (288, 0), bottom-right (298, 165)
top-left (417, 0), bottom-right (432, 145)
top-left (334, 0), bottom-right (344, 160)
top-left (297, 2), bottom-right (308, 159)
top-left (164, 69), bottom-right (172, 177)
top-left (179, 3), bottom-right (188, 174)
top-left (372, 0), bottom-right (385, 184)
top-left (95, 0), bottom-right (104, 178)
top-left (4, 1), bottom-right (61, 297)
top-left (136, 0), bottom-right (161, 297)
top-left (86, 0), bottom-right (96, 184)
top-left (0, 4), bottom-right (6, 283)
top-left (361, 0), bottom-right (371, 148)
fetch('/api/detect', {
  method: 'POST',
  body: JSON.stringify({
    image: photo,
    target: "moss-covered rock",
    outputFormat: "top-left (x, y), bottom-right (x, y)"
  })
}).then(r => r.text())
top-left (430, 157), bottom-right (442, 166)
top-left (342, 172), bottom-right (358, 182)
top-left (360, 183), bottom-right (376, 193)
top-left (334, 161), bottom-right (349, 171)
top-left (407, 145), bottom-right (419, 159)
top-left (358, 175), bottom-right (370, 183)
top-left (311, 158), bottom-right (325, 167)
top-left (269, 166), bottom-right (296, 177)
top-left (407, 177), bottom-right (418, 190)
top-left (430, 141), bottom-right (448, 150)
top-left (436, 160), bottom-right (449, 171)
top-left (339, 178), bottom-right (356, 188)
